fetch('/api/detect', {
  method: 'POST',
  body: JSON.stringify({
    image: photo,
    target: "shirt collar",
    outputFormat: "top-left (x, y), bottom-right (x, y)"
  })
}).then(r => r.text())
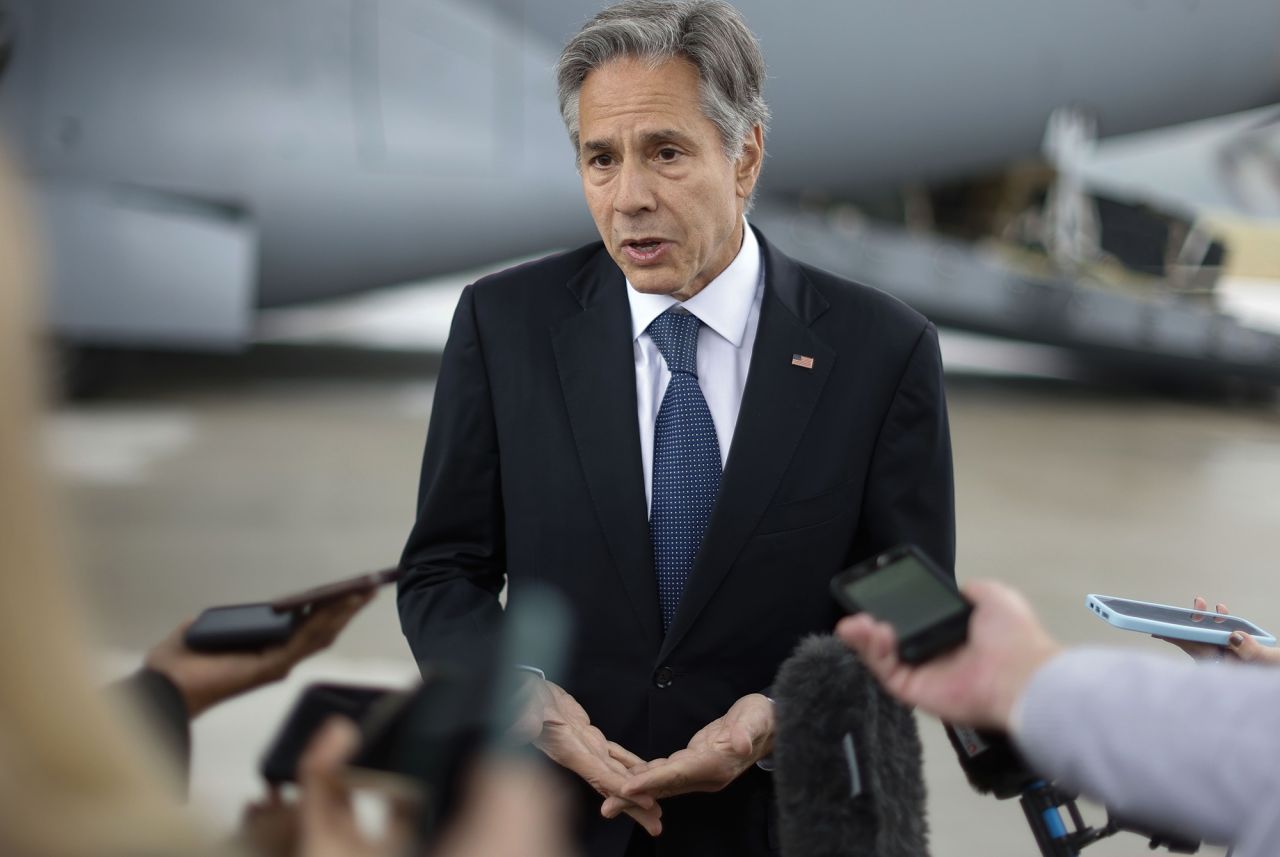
top-left (626, 219), bottom-right (761, 347)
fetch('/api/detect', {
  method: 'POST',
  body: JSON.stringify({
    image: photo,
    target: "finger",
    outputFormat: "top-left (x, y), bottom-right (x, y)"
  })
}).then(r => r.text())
top-left (601, 794), bottom-right (660, 819)
top-left (1191, 596), bottom-right (1207, 622)
top-left (835, 614), bottom-right (888, 660)
top-left (607, 741), bottom-right (647, 770)
top-left (298, 716), bottom-right (360, 782)
top-left (1214, 602), bottom-right (1230, 624)
top-left (627, 807), bottom-right (663, 837)
top-left (576, 753), bottom-right (631, 801)
top-left (623, 760), bottom-right (694, 801)
top-left (297, 717), bottom-right (361, 824)
top-left (1227, 631), bottom-right (1274, 663)
top-left (599, 747), bottom-right (640, 782)
top-left (844, 619), bottom-right (900, 682)
top-left (729, 720), bottom-right (758, 759)
top-left (288, 595), bottom-right (365, 657)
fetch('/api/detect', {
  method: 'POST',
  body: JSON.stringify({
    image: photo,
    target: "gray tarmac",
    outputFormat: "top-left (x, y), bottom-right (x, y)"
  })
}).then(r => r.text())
top-left (54, 302), bottom-right (1278, 856)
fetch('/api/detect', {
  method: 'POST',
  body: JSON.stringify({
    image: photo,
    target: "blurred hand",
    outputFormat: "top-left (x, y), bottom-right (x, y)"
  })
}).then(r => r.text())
top-left (608, 693), bottom-right (772, 814)
top-left (239, 786), bottom-right (299, 857)
top-left (296, 718), bottom-right (412, 857)
top-left (517, 675), bottom-right (662, 836)
top-left (145, 592), bottom-right (372, 718)
top-left (1157, 596), bottom-right (1280, 666)
top-left (434, 756), bottom-right (574, 857)
top-left (835, 579), bottom-right (1062, 731)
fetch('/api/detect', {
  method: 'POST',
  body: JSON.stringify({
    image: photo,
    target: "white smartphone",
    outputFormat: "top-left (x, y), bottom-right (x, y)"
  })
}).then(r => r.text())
top-left (1085, 594), bottom-right (1277, 647)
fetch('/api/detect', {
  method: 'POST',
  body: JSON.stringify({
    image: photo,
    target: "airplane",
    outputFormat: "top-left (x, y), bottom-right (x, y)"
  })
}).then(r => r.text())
top-left (0, 0), bottom-right (1278, 381)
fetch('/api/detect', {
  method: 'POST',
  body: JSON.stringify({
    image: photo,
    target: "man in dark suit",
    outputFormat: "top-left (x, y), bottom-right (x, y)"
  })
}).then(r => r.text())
top-left (397, 2), bottom-right (954, 855)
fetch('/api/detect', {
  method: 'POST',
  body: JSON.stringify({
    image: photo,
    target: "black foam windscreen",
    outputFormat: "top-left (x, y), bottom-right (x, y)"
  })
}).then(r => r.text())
top-left (772, 635), bottom-right (930, 857)
top-left (944, 723), bottom-right (1038, 800)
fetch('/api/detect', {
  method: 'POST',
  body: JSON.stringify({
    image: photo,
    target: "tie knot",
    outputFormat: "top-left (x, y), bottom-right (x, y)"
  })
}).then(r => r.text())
top-left (646, 309), bottom-right (701, 376)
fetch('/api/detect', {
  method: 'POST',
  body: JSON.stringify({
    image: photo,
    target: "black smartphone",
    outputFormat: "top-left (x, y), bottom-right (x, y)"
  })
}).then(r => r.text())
top-left (259, 683), bottom-right (392, 784)
top-left (270, 566), bottom-right (401, 612)
top-left (830, 544), bottom-right (971, 664)
top-left (184, 603), bottom-right (300, 653)
top-left (183, 565), bottom-right (400, 653)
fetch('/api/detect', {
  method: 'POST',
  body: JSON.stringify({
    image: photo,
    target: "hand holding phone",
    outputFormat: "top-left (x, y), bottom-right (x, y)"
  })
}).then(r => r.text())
top-left (184, 566), bottom-right (400, 653)
top-left (147, 592), bottom-right (372, 718)
top-left (260, 683), bottom-right (393, 784)
top-left (1086, 593), bottom-right (1277, 648)
top-left (830, 545), bottom-right (970, 664)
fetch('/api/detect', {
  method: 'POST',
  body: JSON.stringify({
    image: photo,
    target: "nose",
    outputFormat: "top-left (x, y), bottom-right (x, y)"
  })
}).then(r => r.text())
top-left (613, 158), bottom-right (657, 216)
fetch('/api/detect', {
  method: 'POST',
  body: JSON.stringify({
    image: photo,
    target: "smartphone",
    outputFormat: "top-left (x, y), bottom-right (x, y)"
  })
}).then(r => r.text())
top-left (184, 603), bottom-right (300, 652)
top-left (259, 683), bottom-right (393, 784)
top-left (1086, 594), bottom-right (1277, 647)
top-left (183, 565), bottom-right (401, 653)
top-left (271, 566), bottom-right (402, 612)
top-left (830, 544), bottom-right (971, 664)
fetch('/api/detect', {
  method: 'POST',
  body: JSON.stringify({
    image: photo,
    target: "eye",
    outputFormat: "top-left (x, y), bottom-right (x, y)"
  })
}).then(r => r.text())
top-left (589, 153), bottom-right (615, 168)
top-left (656, 147), bottom-right (681, 162)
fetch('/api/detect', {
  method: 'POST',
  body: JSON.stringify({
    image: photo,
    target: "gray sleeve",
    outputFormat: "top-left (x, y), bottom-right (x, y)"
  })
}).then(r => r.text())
top-left (1013, 648), bottom-right (1280, 853)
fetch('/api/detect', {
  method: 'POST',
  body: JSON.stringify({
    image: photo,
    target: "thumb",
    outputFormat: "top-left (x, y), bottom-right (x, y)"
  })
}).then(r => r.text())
top-left (1228, 631), bottom-right (1266, 663)
top-left (730, 720), bottom-right (757, 758)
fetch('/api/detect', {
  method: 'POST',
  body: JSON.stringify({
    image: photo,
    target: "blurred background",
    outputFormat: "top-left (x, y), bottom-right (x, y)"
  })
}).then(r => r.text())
top-left (3, 1), bottom-right (1280, 854)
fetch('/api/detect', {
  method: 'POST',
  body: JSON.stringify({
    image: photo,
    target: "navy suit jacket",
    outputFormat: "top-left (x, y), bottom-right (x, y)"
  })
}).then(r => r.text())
top-left (398, 227), bottom-right (955, 857)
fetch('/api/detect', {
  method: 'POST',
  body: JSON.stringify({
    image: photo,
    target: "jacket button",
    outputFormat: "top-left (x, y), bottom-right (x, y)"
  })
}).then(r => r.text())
top-left (653, 666), bottom-right (675, 688)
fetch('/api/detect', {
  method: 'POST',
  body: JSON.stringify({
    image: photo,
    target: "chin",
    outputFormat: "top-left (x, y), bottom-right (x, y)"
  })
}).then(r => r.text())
top-left (623, 270), bottom-right (684, 297)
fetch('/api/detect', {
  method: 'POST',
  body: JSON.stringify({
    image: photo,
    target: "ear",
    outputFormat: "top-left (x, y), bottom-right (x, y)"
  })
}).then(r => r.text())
top-left (735, 125), bottom-right (765, 201)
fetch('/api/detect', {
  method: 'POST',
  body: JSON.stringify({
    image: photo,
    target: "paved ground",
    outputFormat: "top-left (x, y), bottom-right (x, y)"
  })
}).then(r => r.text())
top-left (59, 280), bottom-right (1280, 855)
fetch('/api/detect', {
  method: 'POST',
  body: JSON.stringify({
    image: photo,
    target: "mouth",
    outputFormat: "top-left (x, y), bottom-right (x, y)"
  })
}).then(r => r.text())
top-left (621, 238), bottom-right (670, 264)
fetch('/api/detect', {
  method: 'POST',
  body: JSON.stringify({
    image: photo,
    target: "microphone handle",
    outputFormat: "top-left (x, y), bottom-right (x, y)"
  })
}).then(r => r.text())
top-left (1019, 781), bottom-right (1083, 857)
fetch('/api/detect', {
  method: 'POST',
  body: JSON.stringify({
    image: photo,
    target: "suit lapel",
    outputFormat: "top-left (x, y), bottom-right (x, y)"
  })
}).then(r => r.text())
top-left (659, 233), bottom-right (834, 662)
top-left (552, 250), bottom-right (664, 650)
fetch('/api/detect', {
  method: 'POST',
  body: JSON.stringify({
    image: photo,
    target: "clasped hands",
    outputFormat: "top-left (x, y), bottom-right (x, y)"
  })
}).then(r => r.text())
top-left (515, 677), bottom-right (774, 837)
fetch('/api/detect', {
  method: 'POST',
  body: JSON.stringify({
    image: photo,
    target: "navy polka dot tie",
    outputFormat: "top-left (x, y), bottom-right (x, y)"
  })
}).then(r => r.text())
top-left (646, 309), bottom-right (722, 631)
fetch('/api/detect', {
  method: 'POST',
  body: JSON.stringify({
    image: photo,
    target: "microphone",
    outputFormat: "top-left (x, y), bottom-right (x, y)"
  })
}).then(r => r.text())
top-left (774, 636), bottom-right (1199, 857)
top-left (772, 634), bottom-right (928, 857)
top-left (945, 717), bottom-right (1200, 854)
top-left (945, 723), bottom-right (1038, 799)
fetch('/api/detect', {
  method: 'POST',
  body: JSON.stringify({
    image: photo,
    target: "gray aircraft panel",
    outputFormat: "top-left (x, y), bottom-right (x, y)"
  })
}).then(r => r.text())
top-left (753, 204), bottom-right (1280, 383)
top-left (493, 0), bottom-right (1280, 193)
top-left (0, 0), bottom-right (1278, 359)
top-left (1067, 105), bottom-right (1280, 219)
top-left (38, 182), bottom-right (254, 346)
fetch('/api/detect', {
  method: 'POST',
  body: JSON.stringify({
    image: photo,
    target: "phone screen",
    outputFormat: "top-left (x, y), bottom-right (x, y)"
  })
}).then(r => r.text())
top-left (1095, 596), bottom-right (1260, 634)
top-left (839, 554), bottom-right (968, 638)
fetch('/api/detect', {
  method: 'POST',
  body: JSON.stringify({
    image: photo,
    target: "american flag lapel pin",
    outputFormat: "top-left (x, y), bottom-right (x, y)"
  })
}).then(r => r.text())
top-left (791, 353), bottom-right (815, 370)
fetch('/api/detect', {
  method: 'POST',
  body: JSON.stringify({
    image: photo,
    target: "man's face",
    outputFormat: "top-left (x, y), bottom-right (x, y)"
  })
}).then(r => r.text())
top-left (577, 56), bottom-right (763, 301)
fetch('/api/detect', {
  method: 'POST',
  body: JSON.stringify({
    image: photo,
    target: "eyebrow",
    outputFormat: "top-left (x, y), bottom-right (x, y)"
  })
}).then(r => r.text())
top-left (580, 128), bottom-right (699, 154)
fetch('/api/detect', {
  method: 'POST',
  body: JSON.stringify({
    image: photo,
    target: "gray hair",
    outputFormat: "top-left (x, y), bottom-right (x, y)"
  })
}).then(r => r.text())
top-left (556, 0), bottom-right (770, 164)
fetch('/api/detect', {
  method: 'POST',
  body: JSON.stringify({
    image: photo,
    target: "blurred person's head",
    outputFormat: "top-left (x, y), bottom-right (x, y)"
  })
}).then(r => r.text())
top-left (556, 0), bottom-right (768, 301)
top-left (0, 152), bottom-right (206, 856)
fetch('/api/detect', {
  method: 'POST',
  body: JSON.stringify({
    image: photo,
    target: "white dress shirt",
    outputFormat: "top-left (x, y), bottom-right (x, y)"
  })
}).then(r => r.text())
top-left (626, 220), bottom-right (764, 513)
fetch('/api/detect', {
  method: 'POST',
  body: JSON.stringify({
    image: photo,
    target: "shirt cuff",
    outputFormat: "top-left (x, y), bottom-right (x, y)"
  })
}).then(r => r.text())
top-left (755, 695), bottom-right (775, 771)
